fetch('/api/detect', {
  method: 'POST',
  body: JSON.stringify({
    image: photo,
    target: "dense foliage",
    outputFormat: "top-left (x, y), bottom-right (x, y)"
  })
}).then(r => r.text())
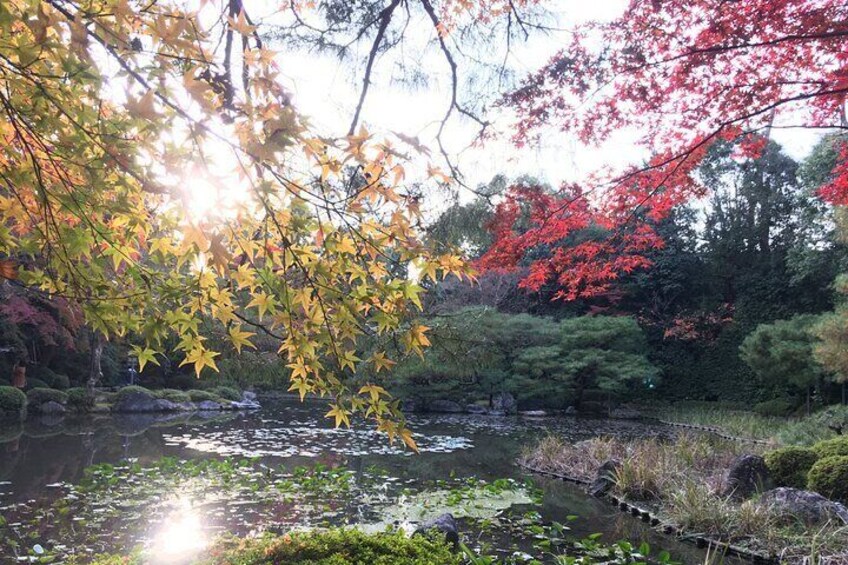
top-left (414, 134), bottom-right (846, 407)
top-left (739, 315), bottom-right (825, 412)
top-left (764, 447), bottom-right (819, 489)
top-left (485, 0), bottom-right (848, 297)
top-left (0, 0), bottom-right (474, 442)
top-left (392, 308), bottom-right (655, 410)
top-left (807, 456), bottom-right (848, 503)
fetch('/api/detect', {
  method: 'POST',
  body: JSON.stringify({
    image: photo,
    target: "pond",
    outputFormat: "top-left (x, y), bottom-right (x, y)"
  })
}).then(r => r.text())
top-left (0, 399), bottom-right (736, 564)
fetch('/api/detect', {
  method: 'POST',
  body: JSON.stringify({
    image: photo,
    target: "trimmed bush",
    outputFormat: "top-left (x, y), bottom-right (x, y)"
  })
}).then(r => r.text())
top-left (26, 387), bottom-right (68, 406)
top-left (30, 366), bottom-right (60, 387)
top-left (155, 389), bottom-right (191, 403)
top-left (187, 389), bottom-right (219, 402)
top-left (212, 386), bottom-right (241, 401)
top-left (115, 385), bottom-right (154, 401)
top-left (0, 386), bottom-right (27, 420)
top-left (67, 388), bottom-right (94, 412)
top-left (807, 455), bottom-right (848, 503)
top-left (24, 378), bottom-right (48, 391)
top-left (812, 436), bottom-right (848, 459)
top-left (765, 446), bottom-right (819, 488)
top-left (52, 374), bottom-right (70, 390)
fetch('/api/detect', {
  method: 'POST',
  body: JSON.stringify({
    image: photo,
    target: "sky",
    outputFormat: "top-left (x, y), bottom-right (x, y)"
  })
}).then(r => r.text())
top-left (255, 1), bottom-right (825, 207)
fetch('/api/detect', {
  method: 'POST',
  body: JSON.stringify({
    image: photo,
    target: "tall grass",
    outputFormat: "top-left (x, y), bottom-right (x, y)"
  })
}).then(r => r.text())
top-left (522, 432), bottom-right (848, 559)
top-left (645, 402), bottom-right (848, 446)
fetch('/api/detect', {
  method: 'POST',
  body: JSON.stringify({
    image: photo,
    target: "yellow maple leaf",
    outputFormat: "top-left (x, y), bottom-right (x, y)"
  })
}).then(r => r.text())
top-left (131, 346), bottom-right (160, 372)
top-left (228, 326), bottom-right (256, 353)
top-left (325, 404), bottom-right (351, 428)
top-left (228, 10), bottom-right (256, 36)
top-left (400, 428), bottom-right (418, 452)
top-left (286, 356), bottom-right (309, 380)
top-left (371, 352), bottom-right (396, 373)
top-left (180, 347), bottom-right (219, 378)
top-left (126, 89), bottom-right (158, 121)
top-left (359, 384), bottom-right (387, 404)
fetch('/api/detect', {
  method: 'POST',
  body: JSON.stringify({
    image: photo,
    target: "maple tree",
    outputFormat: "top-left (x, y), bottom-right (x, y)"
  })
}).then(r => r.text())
top-left (481, 0), bottom-right (848, 298)
top-left (0, 0), bottom-right (473, 445)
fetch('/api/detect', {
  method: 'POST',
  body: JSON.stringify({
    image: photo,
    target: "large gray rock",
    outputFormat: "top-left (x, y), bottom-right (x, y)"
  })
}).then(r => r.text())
top-left (112, 390), bottom-right (159, 412)
top-left (722, 454), bottom-right (771, 500)
top-left (427, 399), bottom-right (463, 413)
top-left (564, 406), bottom-right (577, 416)
top-left (413, 513), bottom-right (459, 549)
top-left (590, 459), bottom-right (620, 498)
top-left (38, 401), bottom-right (66, 415)
top-left (242, 390), bottom-right (257, 402)
top-left (195, 400), bottom-right (224, 411)
top-left (465, 404), bottom-right (488, 414)
top-left (230, 399), bottom-right (261, 410)
top-left (759, 488), bottom-right (848, 525)
top-left (490, 392), bottom-right (517, 415)
top-left (153, 399), bottom-right (180, 412)
top-left (112, 392), bottom-right (189, 413)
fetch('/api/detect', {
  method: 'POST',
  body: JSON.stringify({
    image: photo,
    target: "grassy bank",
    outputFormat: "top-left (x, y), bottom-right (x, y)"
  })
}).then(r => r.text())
top-left (80, 528), bottom-right (682, 565)
top-left (521, 433), bottom-right (848, 561)
top-left (642, 402), bottom-right (848, 446)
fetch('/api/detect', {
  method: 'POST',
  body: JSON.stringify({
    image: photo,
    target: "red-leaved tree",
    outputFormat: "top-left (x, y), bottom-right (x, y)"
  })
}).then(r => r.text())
top-left (480, 0), bottom-right (848, 298)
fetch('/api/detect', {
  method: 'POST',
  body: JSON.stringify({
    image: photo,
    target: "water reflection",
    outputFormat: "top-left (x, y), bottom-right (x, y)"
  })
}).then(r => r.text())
top-left (149, 499), bottom-right (207, 564)
top-left (0, 400), bottom-right (724, 564)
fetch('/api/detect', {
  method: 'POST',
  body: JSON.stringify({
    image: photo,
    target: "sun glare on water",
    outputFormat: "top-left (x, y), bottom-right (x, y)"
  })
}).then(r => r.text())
top-left (149, 499), bottom-right (207, 563)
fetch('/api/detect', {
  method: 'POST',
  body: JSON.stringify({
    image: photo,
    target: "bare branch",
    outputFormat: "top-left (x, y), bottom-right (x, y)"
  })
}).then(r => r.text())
top-left (348, 0), bottom-right (403, 136)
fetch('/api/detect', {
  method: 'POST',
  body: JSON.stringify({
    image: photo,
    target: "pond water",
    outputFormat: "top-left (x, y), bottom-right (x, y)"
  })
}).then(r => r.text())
top-left (0, 399), bottom-right (736, 564)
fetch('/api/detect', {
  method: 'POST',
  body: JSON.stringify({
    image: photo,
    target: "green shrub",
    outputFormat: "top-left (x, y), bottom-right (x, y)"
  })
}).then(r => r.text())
top-left (155, 389), bottom-right (190, 403)
top-left (0, 386), bottom-right (26, 419)
top-left (807, 455), bottom-right (848, 503)
top-left (212, 386), bottom-right (241, 401)
top-left (187, 389), bottom-right (219, 402)
top-left (24, 378), bottom-right (48, 391)
top-left (754, 398), bottom-right (797, 417)
top-left (52, 374), bottom-right (70, 390)
top-left (208, 529), bottom-right (462, 565)
top-left (115, 385), bottom-right (154, 401)
top-left (30, 365), bottom-right (60, 387)
top-left (26, 387), bottom-right (68, 406)
top-left (812, 436), bottom-right (848, 459)
top-left (67, 388), bottom-right (94, 412)
top-left (765, 446), bottom-right (819, 488)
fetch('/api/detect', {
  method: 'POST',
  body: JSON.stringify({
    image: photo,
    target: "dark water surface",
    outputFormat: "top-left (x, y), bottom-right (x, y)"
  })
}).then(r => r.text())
top-left (0, 399), bottom-right (733, 564)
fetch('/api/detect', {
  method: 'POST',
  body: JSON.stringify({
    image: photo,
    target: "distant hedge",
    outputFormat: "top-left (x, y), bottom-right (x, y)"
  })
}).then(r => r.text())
top-left (0, 386), bottom-right (26, 420)
top-left (26, 387), bottom-right (68, 406)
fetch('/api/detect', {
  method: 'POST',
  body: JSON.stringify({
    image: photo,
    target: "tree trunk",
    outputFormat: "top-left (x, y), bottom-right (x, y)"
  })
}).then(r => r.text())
top-left (806, 385), bottom-right (811, 416)
top-left (87, 331), bottom-right (103, 395)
